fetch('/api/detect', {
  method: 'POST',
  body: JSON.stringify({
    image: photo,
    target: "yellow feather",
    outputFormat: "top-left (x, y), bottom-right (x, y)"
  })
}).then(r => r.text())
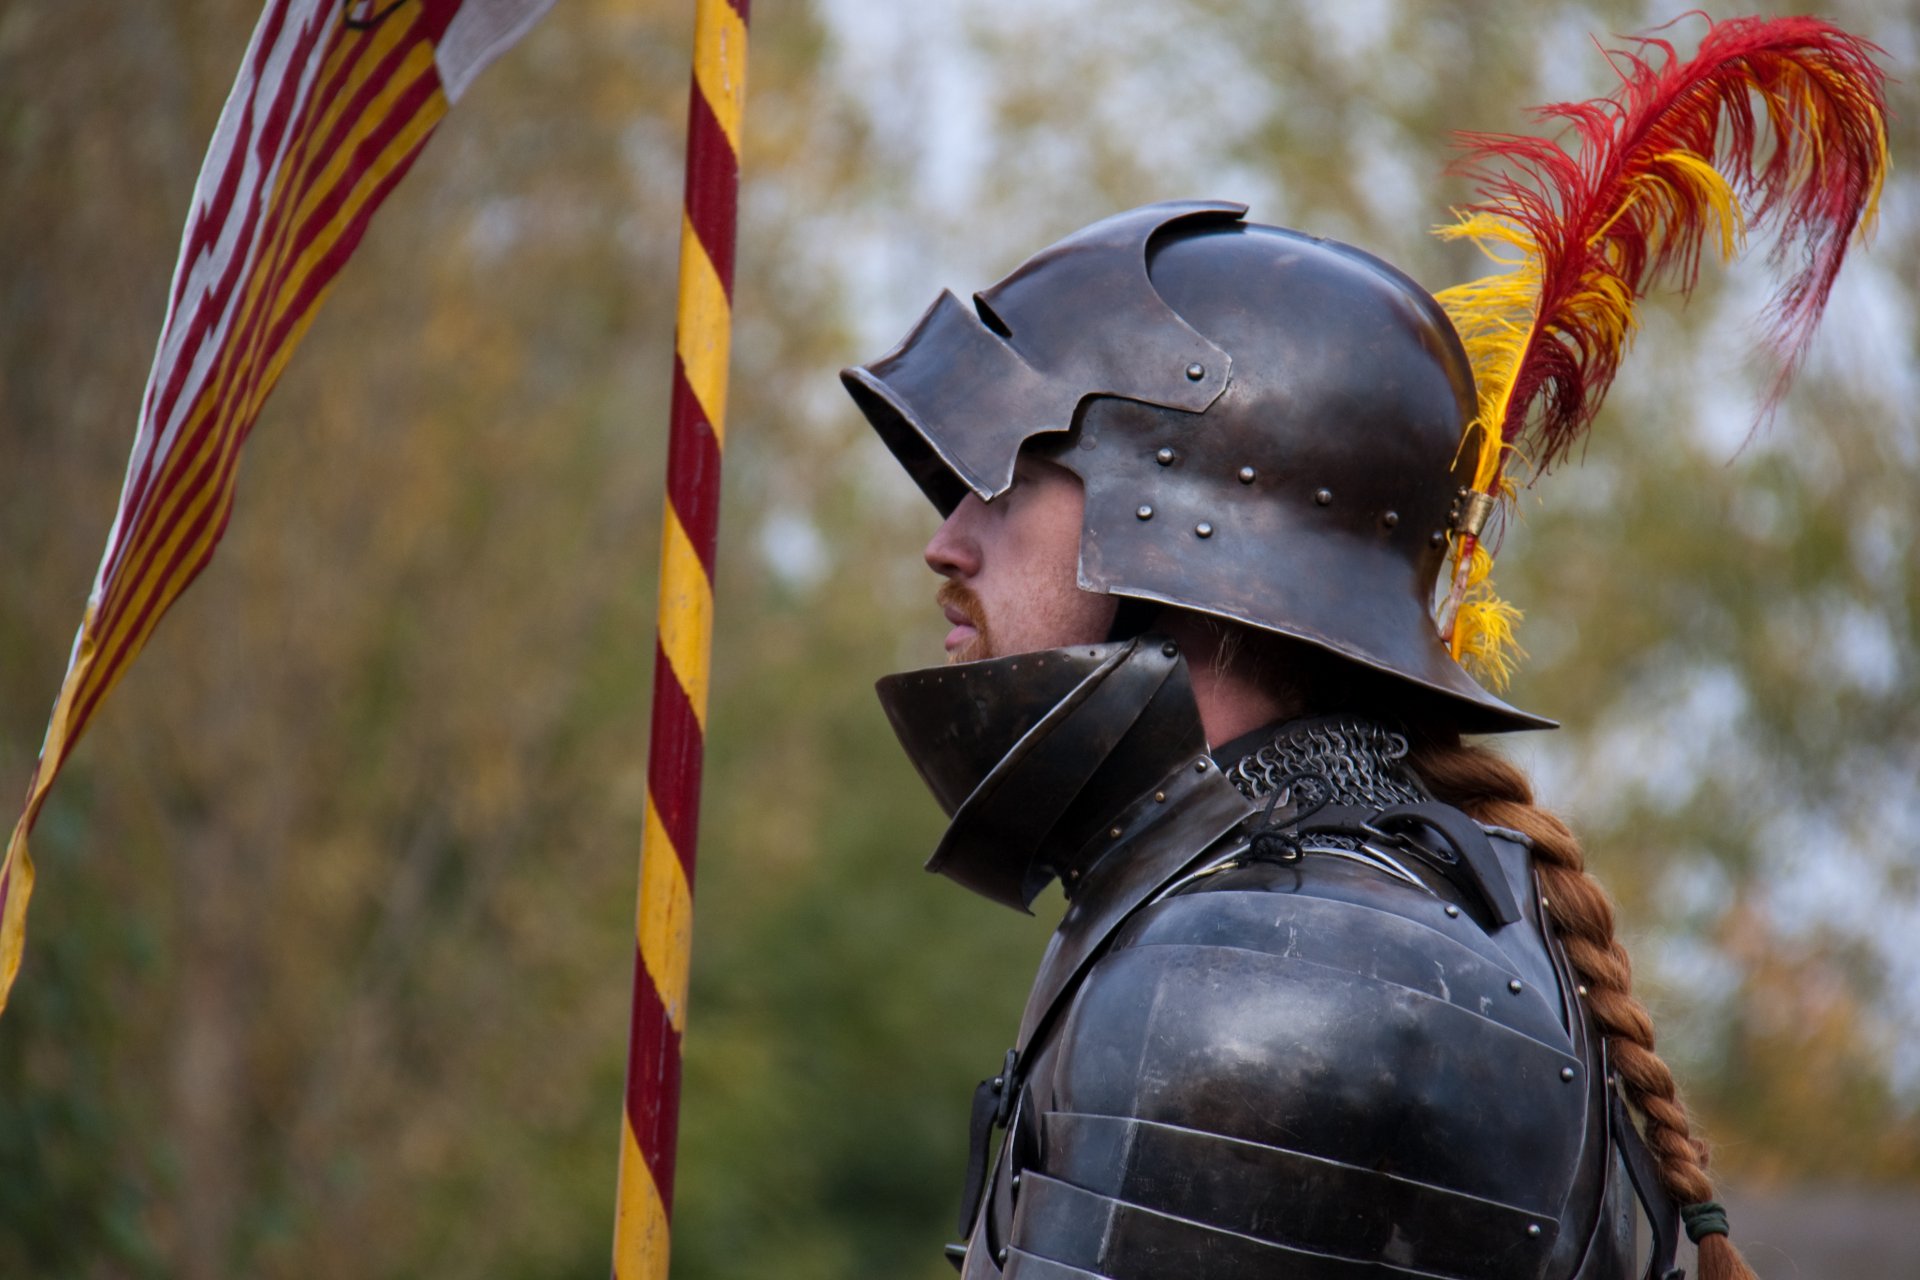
top-left (1448, 543), bottom-right (1525, 689)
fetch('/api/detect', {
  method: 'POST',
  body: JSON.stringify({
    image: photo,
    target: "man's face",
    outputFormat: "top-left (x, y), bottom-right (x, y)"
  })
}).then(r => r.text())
top-left (923, 455), bottom-right (1119, 663)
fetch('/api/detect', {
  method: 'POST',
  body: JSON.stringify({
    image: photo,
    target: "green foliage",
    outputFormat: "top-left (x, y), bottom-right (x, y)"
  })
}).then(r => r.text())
top-left (1, 0), bottom-right (1916, 1276)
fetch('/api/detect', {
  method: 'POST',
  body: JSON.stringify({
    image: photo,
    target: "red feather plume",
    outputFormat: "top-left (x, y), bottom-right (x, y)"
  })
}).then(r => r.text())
top-left (1450, 13), bottom-right (1888, 472)
top-left (1432, 15), bottom-right (1889, 677)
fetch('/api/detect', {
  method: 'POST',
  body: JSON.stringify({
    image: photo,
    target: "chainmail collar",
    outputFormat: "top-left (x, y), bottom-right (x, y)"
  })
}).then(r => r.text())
top-left (1222, 714), bottom-right (1427, 811)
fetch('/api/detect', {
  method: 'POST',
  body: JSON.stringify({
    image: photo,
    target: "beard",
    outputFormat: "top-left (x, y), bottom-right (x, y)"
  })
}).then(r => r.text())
top-left (937, 579), bottom-right (994, 664)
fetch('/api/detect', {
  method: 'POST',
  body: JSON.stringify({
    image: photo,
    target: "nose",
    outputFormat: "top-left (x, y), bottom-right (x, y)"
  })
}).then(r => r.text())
top-left (924, 497), bottom-right (983, 579)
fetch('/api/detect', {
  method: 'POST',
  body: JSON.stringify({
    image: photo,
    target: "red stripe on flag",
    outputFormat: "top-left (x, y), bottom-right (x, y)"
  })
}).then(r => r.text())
top-left (97, 51), bottom-right (440, 631)
top-left (624, 946), bottom-right (684, 1214)
top-left (166, 0), bottom-right (303, 317)
top-left (415, 0), bottom-right (464, 42)
top-left (72, 119), bottom-right (441, 742)
top-left (132, 22), bottom-right (373, 561)
top-left (645, 642), bottom-right (704, 887)
top-left (681, 85), bottom-right (738, 295)
top-left (666, 358), bottom-right (723, 576)
top-left (145, 3), bottom-right (419, 478)
top-left (279, 74), bottom-right (443, 312)
top-left (150, 10), bottom-right (336, 441)
top-left (125, 33), bottom-right (423, 592)
top-left (147, 14), bottom-right (414, 450)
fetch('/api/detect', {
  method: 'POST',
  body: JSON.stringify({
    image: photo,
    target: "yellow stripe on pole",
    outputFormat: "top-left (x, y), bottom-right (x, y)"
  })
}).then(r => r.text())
top-left (692, 0), bottom-right (748, 156)
top-left (656, 506), bottom-right (714, 728)
top-left (674, 213), bottom-right (732, 446)
top-left (614, 1119), bottom-right (673, 1280)
top-left (638, 800), bottom-right (694, 1032)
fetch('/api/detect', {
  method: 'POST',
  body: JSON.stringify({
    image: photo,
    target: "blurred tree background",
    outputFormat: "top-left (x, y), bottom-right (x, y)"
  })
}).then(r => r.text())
top-left (1, 0), bottom-right (1915, 1276)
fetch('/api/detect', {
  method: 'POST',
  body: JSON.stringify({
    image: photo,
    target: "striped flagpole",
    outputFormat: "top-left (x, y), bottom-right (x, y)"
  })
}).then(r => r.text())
top-left (613, 1), bottom-right (748, 1276)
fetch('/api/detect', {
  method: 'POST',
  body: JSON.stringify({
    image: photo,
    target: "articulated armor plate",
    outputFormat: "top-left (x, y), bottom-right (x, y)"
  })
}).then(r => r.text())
top-left (876, 641), bottom-right (1678, 1279)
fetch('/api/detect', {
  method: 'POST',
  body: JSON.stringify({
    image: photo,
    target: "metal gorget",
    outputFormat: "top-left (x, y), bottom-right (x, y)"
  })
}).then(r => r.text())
top-left (875, 635), bottom-right (1237, 912)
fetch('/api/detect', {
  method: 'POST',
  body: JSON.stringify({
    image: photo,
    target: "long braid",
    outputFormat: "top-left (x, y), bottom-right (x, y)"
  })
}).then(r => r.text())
top-left (1408, 735), bottom-right (1758, 1280)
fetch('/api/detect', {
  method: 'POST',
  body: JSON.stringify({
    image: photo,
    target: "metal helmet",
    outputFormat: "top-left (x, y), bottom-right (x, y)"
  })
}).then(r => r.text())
top-left (843, 200), bottom-right (1550, 733)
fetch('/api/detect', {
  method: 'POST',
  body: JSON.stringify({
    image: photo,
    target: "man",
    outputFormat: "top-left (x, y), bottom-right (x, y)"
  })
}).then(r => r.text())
top-left (844, 201), bottom-right (1685, 1279)
top-left (839, 26), bottom-right (1888, 1273)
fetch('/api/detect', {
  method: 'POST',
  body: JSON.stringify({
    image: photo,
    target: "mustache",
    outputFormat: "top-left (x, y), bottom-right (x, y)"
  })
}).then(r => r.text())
top-left (936, 579), bottom-right (992, 663)
top-left (936, 579), bottom-right (987, 629)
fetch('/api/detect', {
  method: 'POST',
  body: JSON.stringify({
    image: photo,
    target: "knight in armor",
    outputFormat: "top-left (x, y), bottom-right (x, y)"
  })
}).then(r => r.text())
top-left (840, 21), bottom-right (1885, 1280)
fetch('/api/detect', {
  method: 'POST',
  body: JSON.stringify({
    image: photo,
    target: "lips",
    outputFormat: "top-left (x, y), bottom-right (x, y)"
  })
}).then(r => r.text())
top-left (936, 579), bottom-right (987, 656)
top-left (942, 601), bottom-right (979, 652)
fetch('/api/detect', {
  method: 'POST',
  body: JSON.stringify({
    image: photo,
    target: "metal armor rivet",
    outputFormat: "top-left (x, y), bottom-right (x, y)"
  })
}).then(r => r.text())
top-left (1238, 465), bottom-right (1256, 484)
top-left (1561, 1066), bottom-right (1576, 1081)
top-left (1508, 979), bottom-right (1524, 994)
top-left (1011, 1173), bottom-right (1021, 1190)
top-left (1541, 895), bottom-right (1551, 909)
top-left (1136, 504), bottom-right (1154, 520)
top-left (1109, 826), bottom-right (1122, 839)
top-left (1444, 904), bottom-right (1460, 918)
top-left (1577, 984), bottom-right (1589, 998)
top-left (1156, 447), bottom-right (1175, 465)
top-left (1194, 521), bottom-right (1213, 539)
top-left (1154, 791), bottom-right (1167, 803)
top-left (991, 1076), bottom-right (1004, 1092)
top-left (1066, 868), bottom-right (1080, 882)
top-left (1383, 510), bottom-right (1399, 527)
top-left (1194, 759), bottom-right (1209, 773)
top-left (1527, 1224), bottom-right (1543, 1239)
top-left (1314, 488), bottom-right (1333, 506)
top-left (997, 1247), bottom-right (1009, 1264)
top-left (1161, 641), bottom-right (1179, 658)
top-left (1430, 531), bottom-right (1446, 548)
top-left (1185, 362), bottom-right (1205, 381)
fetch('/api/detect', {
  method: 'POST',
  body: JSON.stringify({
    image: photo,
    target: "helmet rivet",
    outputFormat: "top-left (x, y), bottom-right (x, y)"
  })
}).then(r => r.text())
top-left (1314, 488), bottom-right (1333, 506)
top-left (1185, 362), bottom-right (1205, 381)
top-left (1156, 447), bottom-right (1175, 466)
top-left (1383, 510), bottom-right (1399, 528)
top-left (1136, 504), bottom-right (1154, 521)
top-left (1194, 521), bottom-right (1213, 539)
top-left (1560, 1066), bottom-right (1576, 1081)
top-left (1429, 531), bottom-right (1446, 548)
top-left (1527, 1224), bottom-right (1543, 1240)
top-left (1194, 759), bottom-right (1210, 773)
top-left (1154, 791), bottom-right (1167, 803)
top-left (1237, 466), bottom-right (1256, 484)
top-left (1508, 979), bottom-right (1524, 994)
top-left (1161, 641), bottom-right (1179, 658)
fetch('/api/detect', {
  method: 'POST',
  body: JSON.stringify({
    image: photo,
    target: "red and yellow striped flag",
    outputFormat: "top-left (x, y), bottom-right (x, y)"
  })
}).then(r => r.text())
top-left (0, 0), bottom-right (554, 1013)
